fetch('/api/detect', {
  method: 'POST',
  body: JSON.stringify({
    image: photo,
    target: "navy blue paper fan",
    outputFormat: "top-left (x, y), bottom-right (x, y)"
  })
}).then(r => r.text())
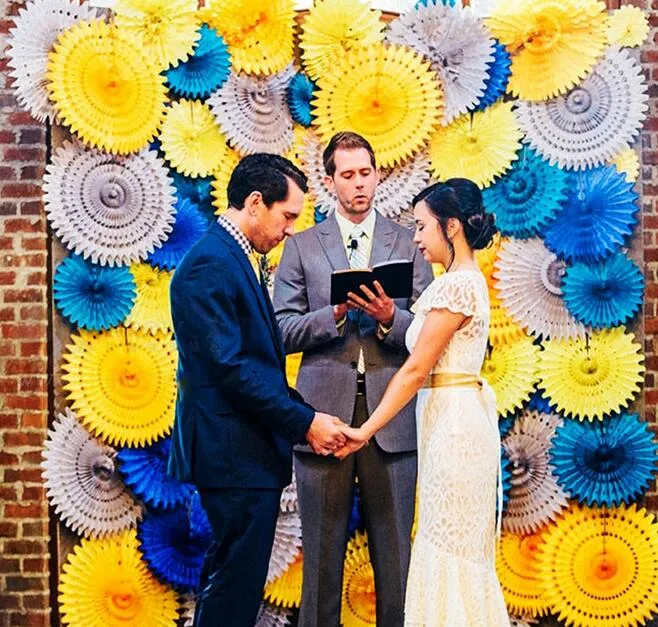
top-left (498, 416), bottom-right (515, 438)
top-left (165, 25), bottom-right (231, 99)
top-left (550, 413), bottom-right (658, 507)
top-left (188, 491), bottom-right (212, 540)
top-left (287, 73), bottom-right (316, 127)
top-left (171, 171), bottom-right (215, 221)
top-left (54, 254), bottom-right (135, 330)
top-left (473, 41), bottom-right (511, 112)
top-left (562, 253), bottom-right (644, 328)
top-left (543, 166), bottom-right (638, 263)
top-left (527, 391), bottom-right (556, 415)
top-left (347, 483), bottom-right (362, 536)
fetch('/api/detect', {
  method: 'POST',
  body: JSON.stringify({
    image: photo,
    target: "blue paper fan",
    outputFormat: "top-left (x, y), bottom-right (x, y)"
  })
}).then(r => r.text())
top-left (314, 206), bottom-right (328, 224)
top-left (415, 0), bottom-right (456, 6)
top-left (287, 73), bottom-right (315, 127)
top-left (527, 391), bottom-right (556, 415)
top-left (473, 41), bottom-right (511, 111)
top-left (165, 25), bottom-right (231, 99)
top-left (483, 147), bottom-right (568, 238)
top-left (551, 413), bottom-right (658, 507)
top-left (543, 166), bottom-right (638, 263)
top-left (117, 437), bottom-right (195, 509)
top-left (498, 416), bottom-right (515, 438)
top-left (148, 197), bottom-right (208, 270)
top-left (563, 253), bottom-right (644, 328)
top-left (188, 491), bottom-right (212, 540)
top-left (348, 483), bottom-right (362, 536)
top-left (54, 254), bottom-right (136, 330)
top-left (500, 447), bottom-right (512, 510)
top-left (171, 171), bottom-right (215, 221)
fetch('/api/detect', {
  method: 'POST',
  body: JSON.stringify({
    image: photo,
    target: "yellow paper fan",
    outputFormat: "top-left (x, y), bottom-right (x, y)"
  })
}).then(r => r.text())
top-left (312, 43), bottom-right (443, 169)
top-left (264, 552), bottom-right (303, 608)
top-left (113, 0), bottom-right (200, 70)
top-left (537, 504), bottom-right (658, 627)
top-left (429, 101), bottom-right (522, 189)
top-left (609, 148), bottom-right (640, 183)
top-left (62, 328), bottom-right (177, 447)
top-left (481, 334), bottom-right (540, 417)
top-left (299, 0), bottom-right (385, 82)
top-left (341, 531), bottom-right (376, 627)
top-left (125, 263), bottom-right (173, 334)
top-left (608, 6), bottom-right (649, 48)
top-left (47, 20), bottom-right (167, 155)
top-left (538, 327), bottom-right (644, 422)
top-left (211, 148), bottom-right (242, 215)
top-left (286, 352), bottom-right (303, 388)
top-left (489, 289), bottom-right (527, 346)
top-left (476, 232), bottom-right (502, 289)
top-left (59, 529), bottom-right (179, 626)
top-left (202, 0), bottom-right (294, 75)
top-left (487, 0), bottom-right (608, 100)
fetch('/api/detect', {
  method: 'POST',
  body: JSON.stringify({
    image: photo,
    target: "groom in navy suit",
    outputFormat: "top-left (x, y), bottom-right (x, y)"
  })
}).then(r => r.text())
top-left (168, 154), bottom-right (347, 627)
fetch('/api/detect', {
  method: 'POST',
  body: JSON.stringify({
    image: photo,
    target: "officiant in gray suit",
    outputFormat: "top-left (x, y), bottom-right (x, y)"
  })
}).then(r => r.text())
top-left (273, 132), bottom-right (433, 627)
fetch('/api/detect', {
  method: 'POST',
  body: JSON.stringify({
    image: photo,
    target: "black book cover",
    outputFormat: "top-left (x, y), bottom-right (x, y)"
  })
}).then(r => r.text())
top-left (330, 259), bottom-right (413, 305)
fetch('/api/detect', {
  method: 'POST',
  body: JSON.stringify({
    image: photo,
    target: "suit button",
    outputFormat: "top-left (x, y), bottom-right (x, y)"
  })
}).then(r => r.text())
top-left (350, 361), bottom-right (357, 369)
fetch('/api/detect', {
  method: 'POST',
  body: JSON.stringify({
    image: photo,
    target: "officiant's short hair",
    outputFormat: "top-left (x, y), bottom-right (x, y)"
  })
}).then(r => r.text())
top-left (323, 132), bottom-right (376, 177)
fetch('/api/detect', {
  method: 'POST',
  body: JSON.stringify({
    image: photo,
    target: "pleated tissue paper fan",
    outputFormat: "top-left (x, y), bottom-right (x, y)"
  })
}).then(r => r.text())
top-left (488, 288), bottom-right (528, 347)
top-left (180, 593), bottom-right (196, 627)
top-left (54, 255), bottom-right (136, 331)
top-left (264, 553), bottom-right (303, 608)
top-left (387, 1), bottom-right (495, 124)
top-left (211, 148), bottom-right (242, 215)
top-left (280, 472), bottom-right (298, 514)
top-left (6, 0), bottom-right (101, 122)
top-left (256, 603), bottom-right (293, 627)
top-left (287, 73), bottom-right (315, 127)
top-left (266, 509), bottom-right (302, 584)
top-left (312, 43), bottom-right (443, 169)
top-left (515, 47), bottom-right (648, 171)
top-left (341, 531), bottom-right (376, 627)
top-left (58, 529), bottom-right (179, 627)
top-left (544, 166), bottom-right (639, 263)
top-left (539, 327), bottom-right (644, 422)
top-left (429, 100), bottom-right (522, 189)
top-left (62, 327), bottom-right (177, 447)
top-left (44, 140), bottom-right (176, 267)
top-left (299, 130), bottom-right (336, 213)
top-left (42, 407), bottom-right (142, 539)
top-left (608, 5), bottom-right (649, 48)
top-left (562, 253), bottom-right (644, 328)
top-left (208, 65), bottom-right (295, 156)
top-left (475, 231), bottom-right (502, 290)
top-left (473, 40), bottom-right (512, 112)
top-left (487, 0), bottom-right (608, 101)
top-left (171, 171), bottom-right (215, 221)
top-left (537, 504), bottom-right (658, 627)
top-left (125, 263), bottom-right (173, 334)
top-left (610, 148), bottom-right (640, 183)
top-left (493, 237), bottom-right (586, 340)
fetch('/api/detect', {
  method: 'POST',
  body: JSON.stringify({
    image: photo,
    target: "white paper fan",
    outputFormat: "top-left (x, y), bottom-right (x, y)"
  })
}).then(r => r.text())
top-left (494, 238), bottom-right (587, 341)
top-left (6, 0), bottom-right (102, 122)
top-left (208, 65), bottom-right (295, 156)
top-left (387, 2), bottom-right (494, 124)
top-left (374, 152), bottom-right (431, 221)
top-left (515, 47), bottom-right (648, 171)
top-left (300, 130), bottom-right (336, 212)
top-left (44, 140), bottom-right (176, 266)
top-left (41, 407), bottom-right (142, 538)
top-left (280, 472), bottom-right (298, 514)
top-left (180, 593), bottom-right (196, 627)
top-left (266, 509), bottom-right (302, 584)
top-left (256, 603), bottom-right (293, 627)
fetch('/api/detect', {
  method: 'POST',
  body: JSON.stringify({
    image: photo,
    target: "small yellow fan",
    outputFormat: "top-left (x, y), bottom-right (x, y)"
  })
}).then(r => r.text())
top-left (476, 232), bottom-right (502, 290)
top-left (609, 148), bottom-right (640, 183)
top-left (264, 553), bottom-right (303, 608)
top-left (125, 263), bottom-right (173, 334)
top-left (341, 531), bottom-right (376, 627)
top-left (489, 289), bottom-right (527, 346)
top-left (211, 148), bottom-right (242, 215)
top-left (608, 5), bottom-right (649, 48)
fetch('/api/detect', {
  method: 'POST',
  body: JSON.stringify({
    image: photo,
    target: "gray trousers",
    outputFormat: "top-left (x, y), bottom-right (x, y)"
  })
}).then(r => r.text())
top-left (295, 394), bottom-right (417, 627)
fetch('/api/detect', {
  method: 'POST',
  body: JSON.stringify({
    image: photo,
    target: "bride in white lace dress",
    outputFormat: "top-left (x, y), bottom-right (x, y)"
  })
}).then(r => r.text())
top-left (337, 179), bottom-right (510, 626)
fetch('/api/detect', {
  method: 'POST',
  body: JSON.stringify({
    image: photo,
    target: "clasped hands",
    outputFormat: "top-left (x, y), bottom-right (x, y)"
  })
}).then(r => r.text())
top-left (306, 414), bottom-right (369, 460)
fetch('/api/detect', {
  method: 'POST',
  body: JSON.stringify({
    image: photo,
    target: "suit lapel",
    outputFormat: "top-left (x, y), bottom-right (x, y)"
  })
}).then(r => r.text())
top-left (317, 213), bottom-right (350, 271)
top-left (369, 212), bottom-right (399, 267)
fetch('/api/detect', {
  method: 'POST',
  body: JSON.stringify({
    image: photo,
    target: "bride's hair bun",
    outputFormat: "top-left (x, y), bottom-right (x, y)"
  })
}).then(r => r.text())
top-left (465, 212), bottom-right (497, 250)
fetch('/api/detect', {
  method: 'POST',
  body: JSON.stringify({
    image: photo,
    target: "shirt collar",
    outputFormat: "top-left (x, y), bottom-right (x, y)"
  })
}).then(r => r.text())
top-left (335, 208), bottom-right (377, 245)
top-left (217, 215), bottom-right (254, 258)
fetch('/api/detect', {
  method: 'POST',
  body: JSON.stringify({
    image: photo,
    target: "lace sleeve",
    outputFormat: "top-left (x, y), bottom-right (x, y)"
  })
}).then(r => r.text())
top-left (417, 273), bottom-right (479, 318)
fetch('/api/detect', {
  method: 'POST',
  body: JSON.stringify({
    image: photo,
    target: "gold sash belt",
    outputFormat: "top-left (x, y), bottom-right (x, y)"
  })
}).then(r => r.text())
top-left (423, 373), bottom-right (483, 389)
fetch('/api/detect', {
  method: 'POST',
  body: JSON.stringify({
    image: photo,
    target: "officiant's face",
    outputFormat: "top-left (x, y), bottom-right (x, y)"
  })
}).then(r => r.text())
top-left (325, 148), bottom-right (379, 219)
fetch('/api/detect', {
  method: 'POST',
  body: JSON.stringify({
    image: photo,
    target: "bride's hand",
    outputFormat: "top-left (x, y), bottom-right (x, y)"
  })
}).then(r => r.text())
top-left (333, 426), bottom-right (369, 460)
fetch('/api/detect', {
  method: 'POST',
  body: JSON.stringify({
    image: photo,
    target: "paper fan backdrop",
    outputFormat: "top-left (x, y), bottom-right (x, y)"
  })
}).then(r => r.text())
top-left (208, 65), bottom-right (295, 156)
top-left (266, 509), bottom-right (302, 584)
top-left (608, 6), bottom-right (649, 48)
top-left (58, 529), bottom-right (179, 626)
top-left (428, 100), bottom-right (522, 189)
top-left (299, 130), bottom-right (335, 213)
top-left (374, 153), bottom-right (430, 222)
top-left (488, 289), bottom-right (528, 347)
top-left (388, 2), bottom-right (494, 124)
top-left (171, 171), bottom-right (215, 220)
top-left (287, 73), bottom-right (315, 127)
top-left (539, 327), bottom-right (644, 422)
top-left (211, 148), bottom-right (242, 215)
top-left (487, 0), bottom-right (608, 101)
top-left (341, 531), bottom-right (376, 627)
top-left (312, 43), bottom-right (443, 169)
top-left (44, 140), bottom-right (176, 267)
top-left (537, 504), bottom-right (658, 627)
top-left (6, 0), bottom-right (102, 123)
top-left (515, 47), bottom-right (648, 171)
top-left (264, 553), bottom-right (303, 608)
top-left (494, 237), bottom-right (586, 340)
top-left (62, 327), bottom-right (177, 447)
top-left (180, 593), bottom-right (196, 627)
top-left (475, 231), bottom-right (502, 290)
top-left (610, 148), bottom-right (640, 184)
top-left (256, 603), bottom-right (293, 627)
top-left (42, 407), bottom-right (142, 539)
top-left (125, 263), bottom-right (173, 334)
top-left (473, 40), bottom-right (512, 112)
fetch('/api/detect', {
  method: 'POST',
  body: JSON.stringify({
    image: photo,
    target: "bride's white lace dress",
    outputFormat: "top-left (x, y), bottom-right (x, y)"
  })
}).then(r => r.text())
top-left (404, 270), bottom-right (510, 626)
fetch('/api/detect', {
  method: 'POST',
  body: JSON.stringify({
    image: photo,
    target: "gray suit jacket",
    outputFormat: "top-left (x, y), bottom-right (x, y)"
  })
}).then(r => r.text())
top-left (273, 212), bottom-right (434, 453)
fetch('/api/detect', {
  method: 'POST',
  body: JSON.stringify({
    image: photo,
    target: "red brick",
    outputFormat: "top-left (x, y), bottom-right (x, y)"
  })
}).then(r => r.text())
top-left (4, 574), bottom-right (47, 591)
top-left (2, 218), bottom-right (43, 233)
top-left (2, 396), bottom-right (46, 415)
top-left (0, 594), bottom-right (20, 610)
top-left (19, 201), bottom-right (42, 216)
top-left (20, 451), bottom-right (44, 465)
top-left (0, 557), bottom-right (20, 573)
top-left (3, 540), bottom-right (47, 556)
top-left (7, 111), bottom-right (38, 125)
top-left (22, 593), bottom-right (49, 610)
top-left (9, 611), bottom-right (50, 627)
top-left (26, 271), bottom-right (46, 285)
top-left (3, 431), bottom-right (44, 448)
top-left (19, 306), bottom-right (46, 321)
top-left (0, 307), bottom-right (15, 321)
top-left (20, 342), bottom-right (45, 357)
top-left (0, 166), bottom-right (16, 180)
top-left (0, 451), bottom-right (19, 465)
top-left (0, 411), bottom-right (18, 427)
top-left (0, 130), bottom-right (15, 143)
top-left (21, 238), bottom-right (45, 252)
top-left (0, 379), bottom-right (18, 394)
top-left (4, 467), bottom-right (43, 483)
top-left (1, 183), bottom-right (42, 199)
top-left (0, 522), bottom-right (18, 537)
top-left (0, 236), bottom-right (13, 249)
top-left (18, 129), bottom-right (44, 145)
top-left (1, 324), bottom-right (43, 339)
top-left (19, 166), bottom-right (43, 180)
top-left (3, 504), bottom-right (44, 519)
top-left (0, 485), bottom-right (17, 500)
top-left (0, 270), bottom-right (16, 285)
top-left (3, 289), bottom-right (43, 303)
top-left (3, 147), bottom-right (44, 162)
top-left (21, 522), bottom-right (47, 538)
top-left (22, 487), bottom-right (45, 502)
top-left (0, 341), bottom-right (17, 357)
top-left (19, 378), bottom-right (46, 394)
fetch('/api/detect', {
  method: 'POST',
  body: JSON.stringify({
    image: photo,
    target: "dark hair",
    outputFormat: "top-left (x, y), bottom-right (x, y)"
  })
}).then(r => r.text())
top-left (226, 153), bottom-right (308, 211)
top-left (322, 132), bottom-right (376, 177)
top-left (413, 178), bottom-right (497, 251)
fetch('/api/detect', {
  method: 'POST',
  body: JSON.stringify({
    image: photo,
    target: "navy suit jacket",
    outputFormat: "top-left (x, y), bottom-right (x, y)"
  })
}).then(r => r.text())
top-left (167, 221), bottom-right (315, 489)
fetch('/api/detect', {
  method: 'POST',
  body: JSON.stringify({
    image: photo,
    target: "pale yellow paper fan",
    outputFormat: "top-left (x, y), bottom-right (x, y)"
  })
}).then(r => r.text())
top-left (125, 263), bottom-right (173, 334)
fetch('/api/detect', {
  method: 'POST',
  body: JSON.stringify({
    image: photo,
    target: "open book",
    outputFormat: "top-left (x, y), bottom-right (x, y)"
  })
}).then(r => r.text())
top-left (330, 259), bottom-right (413, 305)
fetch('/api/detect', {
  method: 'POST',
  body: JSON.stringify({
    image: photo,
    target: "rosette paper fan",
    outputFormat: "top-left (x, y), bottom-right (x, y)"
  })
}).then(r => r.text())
top-left (539, 327), bottom-right (644, 422)
top-left (610, 148), bottom-right (640, 184)
top-left (341, 531), bottom-right (376, 627)
top-left (487, 0), bottom-right (608, 101)
top-left (374, 153), bottom-right (430, 222)
top-left (58, 529), bottom-right (179, 626)
top-left (256, 603), bottom-right (293, 627)
top-left (488, 289), bottom-right (528, 347)
top-left (608, 6), bottom-right (649, 48)
top-left (280, 473), bottom-right (298, 514)
top-left (211, 149), bottom-right (242, 215)
top-left (171, 171), bottom-right (215, 221)
top-left (475, 231), bottom-right (502, 290)
top-left (473, 40), bottom-right (512, 112)
top-left (286, 73), bottom-right (315, 127)
top-left (47, 19), bottom-right (168, 154)
top-left (125, 263), bottom-right (174, 334)
top-left (299, 130), bottom-right (336, 213)
top-left (266, 509), bottom-right (302, 584)
top-left (312, 43), bottom-right (443, 169)
top-left (62, 327), bottom-right (177, 447)
top-left (264, 554), bottom-right (303, 608)
top-left (180, 593), bottom-right (196, 627)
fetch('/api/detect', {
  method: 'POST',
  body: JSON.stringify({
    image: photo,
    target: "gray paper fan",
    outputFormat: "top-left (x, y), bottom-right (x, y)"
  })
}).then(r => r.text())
top-left (266, 509), bottom-right (302, 584)
top-left (256, 603), bottom-right (293, 627)
top-left (374, 153), bottom-right (431, 221)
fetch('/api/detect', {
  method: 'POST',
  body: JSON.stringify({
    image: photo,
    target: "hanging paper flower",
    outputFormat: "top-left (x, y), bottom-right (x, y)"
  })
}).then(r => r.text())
top-left (125, 264), bottom-right (173, 334)
top-left (54, 255), bottom-right (136, 331)
top-left (59, 529), bottom-right (179, 626)
top-left (266, 510), bottom-right (302, 584)
top-left (562, 253), bottom-right (644, 329)
top-left (608, 6), bottom-right (649, 48)
top-left (388, 2), bottom-right (495, 124)
top-left (537, 504), bottom-right (658, 627)
top-left (543, 166), bottom-right (639, 263)
top-left (473, 41), bottom-right (512, 112)
top-left (287, 73), bottom-right (315, 127)
top-left (539, 327), bottom-right (644, 422)
top-left (6, 0), bottom-right (101, 122)
top-left (47, 20), bottom-right (168, 155)
top-left (428, 101), bottom-right (522, 189)
top-left (341, 531), bottom-right (376, 627)
top-left (609, 148), bottom-right (640, 184)
top-left (312, 43), bottom-right (443, 169)
top-left (515, 47), bottom-right (648, 171)
top-left (256, 603), bottom-right (293, 627)
top-left (171, 171), bottom-right (215, 221)
top-left (62, 327), bottom-right (177, 447)
top-left (165, 25), bottom-right (231, 99)
top-left (482, 147), bottom-right (568, 239)
top-left (211, 149), bottom-right (242, 215)
top-left (488, 289), bottom-right (527, 347)
top-left (264, 554), bottom-right (303, 608)
top-left (44, 140), bottom-right (176, 267)
top-left (487, 0), bottom-right (608, 101)
top-left (374, 153), bottom-right (431, 222)
top-left (208, 65), bottom-right (295, 156)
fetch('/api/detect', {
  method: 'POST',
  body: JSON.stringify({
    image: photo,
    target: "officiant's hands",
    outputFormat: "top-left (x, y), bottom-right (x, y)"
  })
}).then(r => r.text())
top-left (347, 280), bottom-right (395, 325)
top-left (333, 425), bottom-right (370, 460)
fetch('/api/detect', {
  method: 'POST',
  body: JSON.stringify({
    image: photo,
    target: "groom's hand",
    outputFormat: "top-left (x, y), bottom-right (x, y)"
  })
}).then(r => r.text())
top-left (306, 413), bottom-right (347, 456)
top-left (347, 281), bottom-right (395, 325)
